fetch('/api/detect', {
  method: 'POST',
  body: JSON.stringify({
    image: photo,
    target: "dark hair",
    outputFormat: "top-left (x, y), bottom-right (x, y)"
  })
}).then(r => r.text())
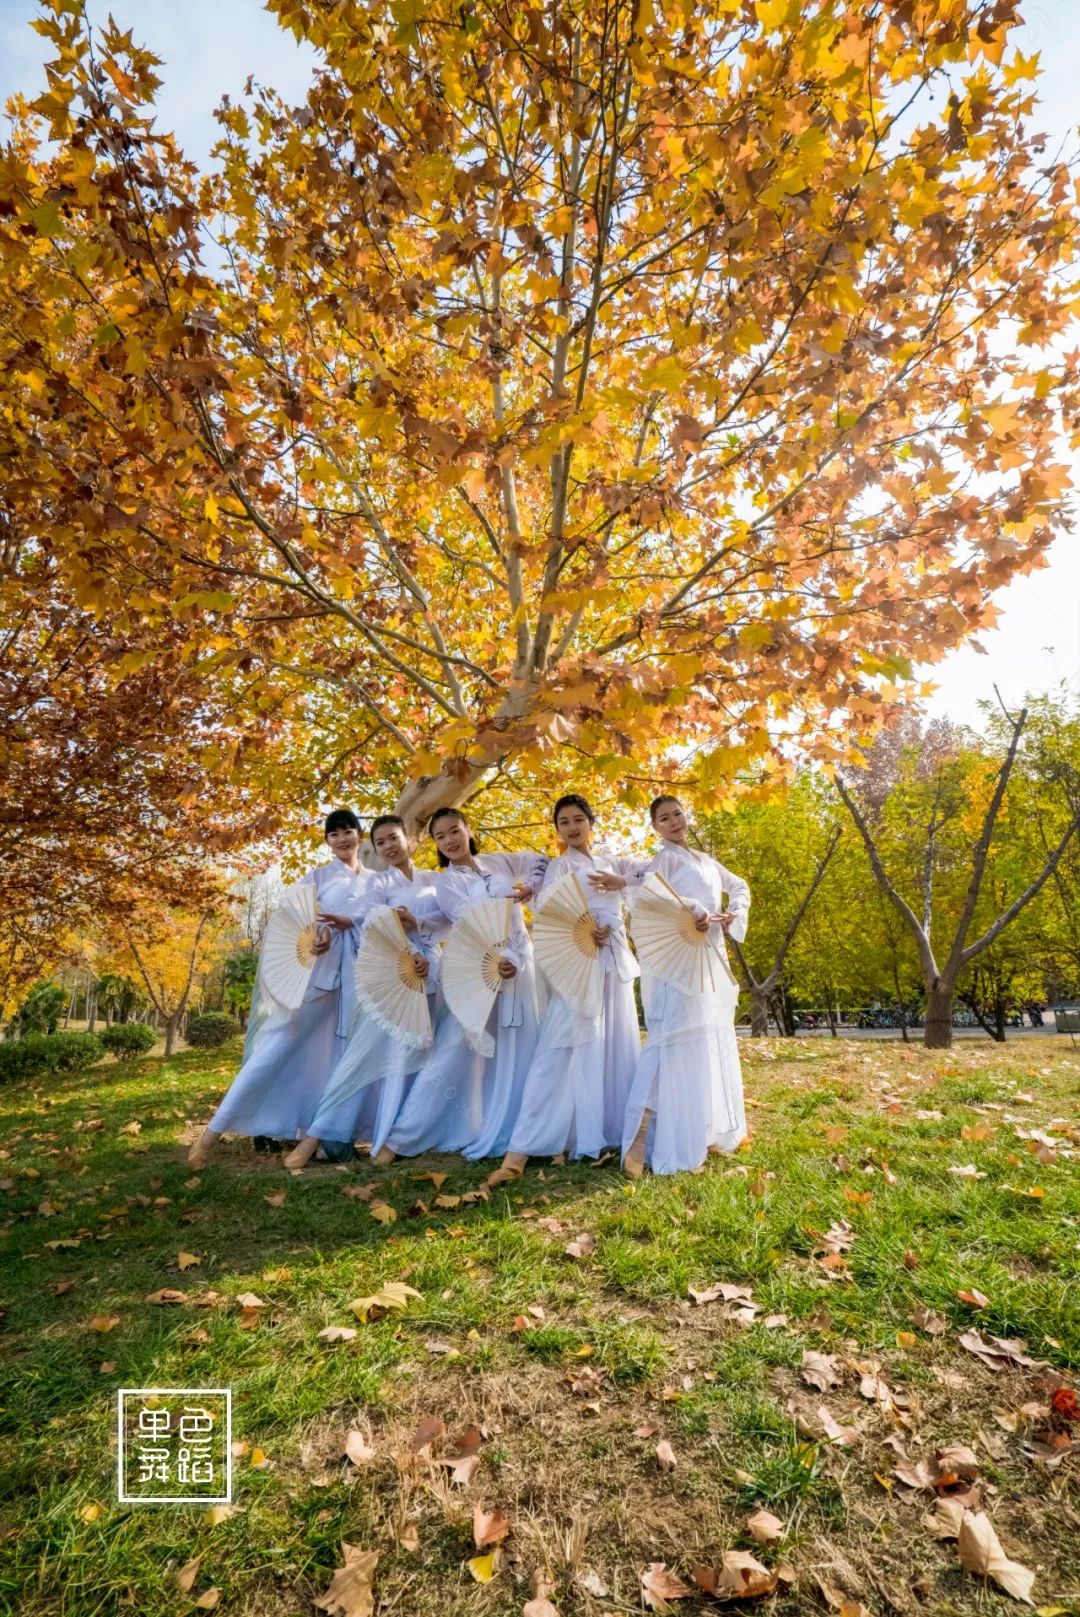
top-left (429, 806), bottom-right (479, 867)
top-left (324, 808), bottom-right (361, 836)
top-left (649, 794), bottom-right (681, 823)
top-left (370, 814), bottom-right (406, 844)
top-left (553, 793), bottom-right (595, 827)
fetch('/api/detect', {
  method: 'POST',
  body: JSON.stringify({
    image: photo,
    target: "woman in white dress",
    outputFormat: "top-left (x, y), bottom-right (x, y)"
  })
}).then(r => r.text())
top-left (186, 810), bottom-right (371, 1168)
top-left (374, 807), bottom-right (547, 1164)
top-left (282, 815), bottom-right (445, 1168)
top-left (485, 794), bottom-right (642, 1187)
top-left (596, 795), bottom-right (750, 1178)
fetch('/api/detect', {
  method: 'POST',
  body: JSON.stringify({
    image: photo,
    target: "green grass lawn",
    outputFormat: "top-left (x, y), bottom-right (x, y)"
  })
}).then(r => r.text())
top-left (1, 1036), bottom-right (1078, 1616)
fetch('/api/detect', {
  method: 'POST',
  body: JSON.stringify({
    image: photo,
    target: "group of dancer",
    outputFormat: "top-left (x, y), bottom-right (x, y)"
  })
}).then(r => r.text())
top-left (186, 793), bottom-right (750, 1181)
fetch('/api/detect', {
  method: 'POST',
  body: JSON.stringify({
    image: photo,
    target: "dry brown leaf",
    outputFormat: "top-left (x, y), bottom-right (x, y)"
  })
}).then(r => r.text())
top-left (801, 1349), bottom-right (840, 1392)
top-left (318, 1325), bottom-right (358, 1344)
top-left (342, 1430), bottom-right (375, 1467)
top-left (688, 1281), bottom-right (753, 1306)
top-left (956, 1287), bottom-right (990, 1308)
top-left (959, 1330), bottom-right (1038, 1371)
top-left (910, 1306), bottom-right (948, 1336)
top-left (409, 1415), bottom-right (446, 1452)
top-left (957, 1511), bottom-right (1036, 1604)
top-left (263, 1190), bottom-right (286, 1208)
top-left (315, 1543), bottom-right (379, 1617)
top-left (818, 1405), bottom-right (858, 1446)
top-left (694, 1551), bottom-right (777, 1601)
top-left (473, 1504), bottom-right (513, 1550)
top-left (564, 1232), bottom-right (596, 1260)
top-left (194, 1592), bottom-right (220, 1612)
top-left (235, 1292), bottom-right (267, 1309)
top-left (924, 1497), bottom-right (967, 1539)
top-left (745, 1508), bottom-right (784, 1545)
top-left (655, 1439), bottom-right (677, 1472)
top-left (145, 1288), bottom-right (187, 1305)
top-left (641, 1562), bottom-right (693, 1610)
top-left (174, 1556), bottom-right (202, 1595)
top-left (368, 1201), bottom-right (397, 1224)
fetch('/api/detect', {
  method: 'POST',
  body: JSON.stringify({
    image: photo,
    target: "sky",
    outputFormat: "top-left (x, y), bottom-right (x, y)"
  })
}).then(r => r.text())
top-left (1, 0), bottom-right (1077, 731)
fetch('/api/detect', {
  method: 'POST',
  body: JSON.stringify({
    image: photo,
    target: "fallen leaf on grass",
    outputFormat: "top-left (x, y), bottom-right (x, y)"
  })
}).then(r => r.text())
top-left (694, 1551), bottom-right (778, 1601)
top-left (817, 1585), bottom-right (871, 1617)
top-left (349, 1282), bottom-right (422, 1322)
top-left (956, 1288), bottom-right (990, 1309)
top-left (564, 1232), bottom-right (596, 1259)
top-left (315, 1543), bottom-right (378, 1617)
top-left (437, 1425), bottom-right (482, 1484)
top-left (950, 1164), bottom-right (987, 1180)
top-left (409, 1415), bottom-right (447, 1452)
top-left (468, 1552), bottom-right (497, 1583)
top-left (958, 1511), bottom-right (1036, 1604)
top-left (433, 1194), bottom-right (461, 1209)
top-left (194, 1591), bottom-right (220, 1611)
top-left (413, 1171), bottom-right (447, 1190)
top-left (263, 1190), bottom-right (286, 1208)
top-left (642, 1562), bottom-right (693, 1610)
top-left (656, 1439), bottom-right (677, 1472)
top-left (340, 1430), bottom-right (375, 1467)
top-left (688, 1281), bottom-right (753, 1306)
top-left (746, 1508), bottom-right (784, 1545)
top-left (959, 1330), bottom-right (1039, 1371)
top-left (341, 1184), bottom-right (374, 1202)
top-left (763, 1313), bottom-right (788, 1329)
top-left (249, 1447), bottom-right (271, 1470)
top-left (318, 1325), bottom-right (358, 1344)
top-left (818, 1406), bottom-right (858, 1446)
top-left (911, 1306), bottom-right (948, 1336)
top-left (78, 1502), bottom-right (104, 1523)
top-left (146, 1288), bottom-right (188, 1305)
top-left (87, 1314), bottom-right (121, 1333)
top-left (204, 1503), bottom-right (242, 1525)
top-left (174, 1558), bottom-right (202, 1595)
top-left (473, 1504), bottom-right (512, 1549)
top-left (176, 1251), bottom-right (201, 1270)
top-left (801, 1350), bottom-right (840, 1392)
top-left (369, 1201), bottom-right (397, 1224)
top-left (925, 1496), bottom-right (967, 1539)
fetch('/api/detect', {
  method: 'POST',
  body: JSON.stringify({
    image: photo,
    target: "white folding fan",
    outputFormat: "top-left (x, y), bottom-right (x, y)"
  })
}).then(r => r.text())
top-left (355, 905), bottom-right (432, 1048)
top-left (261, 881), bottom-right (322, 1011)
top-left (532, 873), bottom-right (604, 1018)
top-left (441, 897), bottom-right (513, 1055)
top-left (627, 873), bottom-right (738, 996)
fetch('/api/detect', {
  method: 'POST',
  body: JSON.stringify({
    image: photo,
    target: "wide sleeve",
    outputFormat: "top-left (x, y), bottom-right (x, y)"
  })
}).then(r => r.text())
top-left (717, 862), bottom-right (751, 942)
top-left (501, 849), bottom-right (550, 889)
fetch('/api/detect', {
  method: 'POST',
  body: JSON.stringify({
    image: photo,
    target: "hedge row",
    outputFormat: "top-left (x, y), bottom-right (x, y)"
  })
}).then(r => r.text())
top-left (0, 1032), bottom-right (104, 1083)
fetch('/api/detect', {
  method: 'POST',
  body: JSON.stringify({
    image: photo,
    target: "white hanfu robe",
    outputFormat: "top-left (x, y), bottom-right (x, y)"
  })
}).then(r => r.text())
top-left (508, 848), bottom-right (641, 1159)
top-left (205, 861), bottom-right (371, 1142)
top-left (307, 866), bottom-right (447, 1155)
top-left (621, 845), bottom-right (750, 1175)
top-left (383, 852), bottom-right (547, 1160)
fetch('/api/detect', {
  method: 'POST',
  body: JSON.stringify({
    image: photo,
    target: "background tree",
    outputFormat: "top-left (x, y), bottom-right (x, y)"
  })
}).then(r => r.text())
top-left (0, 0), bottom-right (1075, 877)
top-left (118, 901), bottom-right (230, 1057)
top-left (836, 703), bottom-right (1080, 1047)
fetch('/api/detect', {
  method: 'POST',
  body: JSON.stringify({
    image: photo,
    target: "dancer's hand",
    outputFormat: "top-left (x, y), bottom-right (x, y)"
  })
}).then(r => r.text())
top-left (497, 957), bottom-right (518, 979)
top-left (712, 911), bottom-right (734, 932)
top-left (411, 953), bottom-right (429, 979)
top-left (512, 882), bottom-right (533, 905)
top-left (591, 924), bottom-right (611, 947)
top-left (318, 911), bottom-right (354, 931)
top-left (694, 912), bottom-right (710, 933)
top-left (396, 906), bottom-right (417, 931)
top-left (587, 871), bottom-right (626, 893)
top-left (311, 931), bottom-right (333, 956)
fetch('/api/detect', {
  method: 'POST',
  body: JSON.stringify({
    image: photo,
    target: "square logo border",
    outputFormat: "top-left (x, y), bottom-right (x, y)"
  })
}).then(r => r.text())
top-left (117, 1387), bottom-right (232, 1505)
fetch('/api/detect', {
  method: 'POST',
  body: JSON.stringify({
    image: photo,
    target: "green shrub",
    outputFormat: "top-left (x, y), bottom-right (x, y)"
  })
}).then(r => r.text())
top-left (0, 1031), bottom-right (104, 1083)
top-left (100, 1022), bottom-right (157, 1056)
top-left (185, 1012), bottom-right (240, 1049)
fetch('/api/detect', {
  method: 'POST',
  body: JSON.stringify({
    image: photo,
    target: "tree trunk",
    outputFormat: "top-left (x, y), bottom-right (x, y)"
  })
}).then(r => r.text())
top-left (923, 984), bottom-right (955, 1049)
top-left (994, 996), bottom-right (1007, 1043)
top-left (164, 1015), bottom-right (178, 1057)
top-left (86, 988), bottom-right (97, 1034)
top-left (393, 765), bottom-right (487, 842)
top-left (749, 990), bottom-right (770, 1037)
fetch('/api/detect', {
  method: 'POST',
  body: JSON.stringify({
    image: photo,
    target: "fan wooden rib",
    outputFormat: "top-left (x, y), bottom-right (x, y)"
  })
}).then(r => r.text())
top-left (441, 897), bottom-right (513, 1054)
top-left (628, 873), bottom-right (735, 996)
top-left (261, 882), bottom-right (321, 1011)
top-left (355, 906), bottom-right (432, 1048)
top-left (532, 873), bottom-right (604, 1017)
